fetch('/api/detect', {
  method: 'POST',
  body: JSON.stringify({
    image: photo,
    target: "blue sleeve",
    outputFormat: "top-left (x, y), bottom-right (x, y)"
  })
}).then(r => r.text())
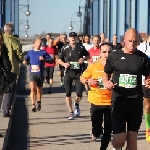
top-left (43, 51), bottom-right (52, 62)
top-left (24, 51), bottom-right (30, 60)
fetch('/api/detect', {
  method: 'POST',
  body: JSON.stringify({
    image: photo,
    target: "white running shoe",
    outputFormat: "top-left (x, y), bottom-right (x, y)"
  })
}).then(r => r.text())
top-left (74, 102), bottom-right (81, 116)
top-left (68, 113), bottom-right (75, 120)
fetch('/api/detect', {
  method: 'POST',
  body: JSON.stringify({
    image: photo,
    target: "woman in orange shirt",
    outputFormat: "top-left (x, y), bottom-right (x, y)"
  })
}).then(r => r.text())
top-left (80, 43), bottom-right (112, 150)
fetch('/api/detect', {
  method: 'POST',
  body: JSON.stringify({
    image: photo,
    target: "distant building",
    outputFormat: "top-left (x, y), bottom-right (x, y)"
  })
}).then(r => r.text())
top-left (0, 0), bottom-right (19, 35)
top-left (83, 0), bottom-right (150, 42)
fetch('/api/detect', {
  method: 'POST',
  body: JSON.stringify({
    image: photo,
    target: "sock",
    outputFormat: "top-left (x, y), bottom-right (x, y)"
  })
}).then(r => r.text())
top-left (75, 103), bottom-right (79, 107)
top-left (70, 111), bottom-right (73, 114)
top-left (37, 101), bottom-right (41, 104)
top-left (145, 113), bottom-right (150, 129)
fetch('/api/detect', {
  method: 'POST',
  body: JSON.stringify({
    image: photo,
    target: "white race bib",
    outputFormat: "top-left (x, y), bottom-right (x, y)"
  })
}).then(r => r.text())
top-left (119, 74), bottom-right (137, 88)
top-left (31, 65), bottom-right (40, 72)
top-left (92, 56), bottom-right (100, 62)
top-left (70, 62), bottom-right (80, 69)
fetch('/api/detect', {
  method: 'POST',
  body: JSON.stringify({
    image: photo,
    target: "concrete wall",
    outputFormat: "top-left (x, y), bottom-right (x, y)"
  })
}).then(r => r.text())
top-left (90, 0), bottom-right (150, 42)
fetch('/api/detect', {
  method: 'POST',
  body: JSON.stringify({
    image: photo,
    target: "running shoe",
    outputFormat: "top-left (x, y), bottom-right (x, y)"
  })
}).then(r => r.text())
top-left (146, 129), bottom-right (150, 142)
top-left (60, 81), bottom-right (63, 86)
top-left (74, 102), bottom-right (81, 116)
top-left (32, 104), bottom-right (36, 112)
top-left (37, 102), bottom-right (41, 111)
top-left (68, 113), bottom-right (75, 120)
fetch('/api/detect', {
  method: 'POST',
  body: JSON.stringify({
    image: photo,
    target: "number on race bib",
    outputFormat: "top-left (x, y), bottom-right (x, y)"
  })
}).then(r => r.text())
top-left (31, 65), bottom-right (40, 73)
top-left (70, 62), bottom-right (80, 69)
top-left (119, 74), bottom-right (137, 88)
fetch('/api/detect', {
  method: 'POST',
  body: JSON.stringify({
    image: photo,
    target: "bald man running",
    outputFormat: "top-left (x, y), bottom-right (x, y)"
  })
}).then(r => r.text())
top-left (103, 28), bottom-right (150, 150)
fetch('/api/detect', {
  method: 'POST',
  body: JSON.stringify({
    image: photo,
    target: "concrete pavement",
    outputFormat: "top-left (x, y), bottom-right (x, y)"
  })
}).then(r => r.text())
top-left (6, 66), bottom-right (150, 150)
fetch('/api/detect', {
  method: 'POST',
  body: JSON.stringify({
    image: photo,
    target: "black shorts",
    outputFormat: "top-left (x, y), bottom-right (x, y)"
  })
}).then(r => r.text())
top-left (142, 85), bottom-right (150, 98)
top-left (29, 72), bottom-right (44, 87)
top-left (45, 66), bottom-right (54, 79)
top-left (64, 73), bottom-right (83, 97)
top-left (112, 98), bottom-right (143, 134)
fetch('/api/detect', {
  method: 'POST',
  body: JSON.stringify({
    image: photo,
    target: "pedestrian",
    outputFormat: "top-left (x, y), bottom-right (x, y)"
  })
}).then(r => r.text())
top-left (58, 32), bottom-right (90, 120)
top-left (103, 28), bottom-right (150, 150)
top-left (2, 22), bottom-right (23, 117)
top-left (0, 29), bottom-right (12, 137)
top-left (80, 43), bottom-right (112, 150)
top-left (23, 38), bottom-right (52, 112)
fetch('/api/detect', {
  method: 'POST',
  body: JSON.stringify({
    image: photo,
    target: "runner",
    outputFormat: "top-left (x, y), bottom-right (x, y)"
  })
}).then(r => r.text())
top-left (23, 39), bottom-right (52, 112)
top-left (80, 43), bottom-right (112, 150)
top-left (103, 28), bottom-right (150, 150)
top-left (82, 34), bottom-right (93, 51)
top-left (88, 35), bottom-right (101, 65)
top-left (110, 34), bottom-right (122, 51)
top-left (45, 38), bottom-right (58, 93)
top-left (99, 33), bottom-right (105, 45)
top-left (138, 34), bottom-right (150, 142)
top-left (56, 34), bottom-right (68, 87)
top-left (58, 32), bottom-right (90, 120)
top-left (82, 34), bottom-right (93, 94)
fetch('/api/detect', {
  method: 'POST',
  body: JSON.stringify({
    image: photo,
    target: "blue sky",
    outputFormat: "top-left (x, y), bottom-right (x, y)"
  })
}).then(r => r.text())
top-left (19, 0), bottom-right (85, 37)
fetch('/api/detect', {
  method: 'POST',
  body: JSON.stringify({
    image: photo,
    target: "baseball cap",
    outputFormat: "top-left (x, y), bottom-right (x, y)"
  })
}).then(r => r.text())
top-left (69, 32), bottom-right (77, 37)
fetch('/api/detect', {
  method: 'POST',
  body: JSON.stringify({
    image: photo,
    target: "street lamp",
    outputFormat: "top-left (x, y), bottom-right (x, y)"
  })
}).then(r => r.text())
top-left (19, 4), bottom-right (31, 16)
top-left (77, 0), bottom-right (87, 34)
top-left (19, 30), bottom-right (28, 38)
top-left (19, 19), bottom-right (30, 29)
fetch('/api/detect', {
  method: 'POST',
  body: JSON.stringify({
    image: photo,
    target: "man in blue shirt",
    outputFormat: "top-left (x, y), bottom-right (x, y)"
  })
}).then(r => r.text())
top-left (23, 38), bottom-right (52, 112)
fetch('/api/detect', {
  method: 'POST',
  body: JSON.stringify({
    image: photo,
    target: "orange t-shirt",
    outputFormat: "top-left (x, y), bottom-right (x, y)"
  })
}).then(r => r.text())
top-left (82, 61), bottom-right (111, 105)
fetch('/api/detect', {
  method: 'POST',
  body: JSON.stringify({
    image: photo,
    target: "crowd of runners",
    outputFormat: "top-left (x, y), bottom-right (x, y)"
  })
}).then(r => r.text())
top-left (22, 28), bottom-right (150, 150)
top-left (1, 18), bottom-right (150, 150)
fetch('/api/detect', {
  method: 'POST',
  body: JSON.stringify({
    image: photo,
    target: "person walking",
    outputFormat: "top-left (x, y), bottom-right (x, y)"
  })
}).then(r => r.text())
top-left (2, 22), bottom-right (23, 117)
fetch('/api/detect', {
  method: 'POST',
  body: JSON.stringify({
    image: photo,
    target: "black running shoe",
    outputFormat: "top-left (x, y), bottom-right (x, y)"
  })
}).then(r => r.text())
top-left (37, 102), bottom-right (41, 111)
top-left (32, 105), bottom-right (36, 112)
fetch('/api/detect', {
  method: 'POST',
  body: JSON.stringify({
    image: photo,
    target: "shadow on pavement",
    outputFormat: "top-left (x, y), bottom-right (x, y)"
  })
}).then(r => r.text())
top-left (7, 66), bottom-right (29, 150)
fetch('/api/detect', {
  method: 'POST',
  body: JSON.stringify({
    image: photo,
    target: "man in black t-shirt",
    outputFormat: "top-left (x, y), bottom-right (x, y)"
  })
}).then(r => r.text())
top-left (56, 34), bottom-right (68, 87)
top-left (58, 32), bottom-right (90, 120)
top-left (110, 34), bottom-right (122, 51)
top-left (103, 28), bottom-right (150, 150)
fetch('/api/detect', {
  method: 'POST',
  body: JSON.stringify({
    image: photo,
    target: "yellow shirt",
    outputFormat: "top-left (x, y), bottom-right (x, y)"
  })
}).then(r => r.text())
top-left (82, 61), bottom-right (111, 105)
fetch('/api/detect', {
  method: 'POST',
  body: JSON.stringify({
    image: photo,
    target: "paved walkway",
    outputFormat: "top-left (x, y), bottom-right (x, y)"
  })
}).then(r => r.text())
top-left (6, 66), bottom-right (150, 150)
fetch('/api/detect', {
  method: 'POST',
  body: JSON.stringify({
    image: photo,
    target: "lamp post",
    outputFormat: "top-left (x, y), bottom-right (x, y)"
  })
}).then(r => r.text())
top-left (19, 30), bottom-right (28, 38)
top-left (77, 0), bottom-right (87, 34)
top-left (19, 19), bottom-right (30, 29)
top-left (19, 4), bottom-right (31, 16)
top-left (69, 12), bottom-right (80, 32)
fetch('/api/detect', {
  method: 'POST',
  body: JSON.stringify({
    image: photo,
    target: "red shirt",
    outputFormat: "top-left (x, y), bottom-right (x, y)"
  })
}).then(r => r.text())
top-left (45, 46), bottom-right (58, 66)
top-left (88, 47), bottom-right (100, 62)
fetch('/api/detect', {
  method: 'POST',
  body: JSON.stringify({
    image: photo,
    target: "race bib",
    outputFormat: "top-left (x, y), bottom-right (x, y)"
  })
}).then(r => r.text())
top-left (97, 77), bottom-right (106, 89)
top-left (119, 74), bottom-right (137, 88)
top-left (92, 56), bottom-right (100, 62)
top-left (31, 65), bottom-right (40, 73)
top-left (50, 54), bottom-right (54, 59)
top-left (70, 62), bottom-right (80, 69)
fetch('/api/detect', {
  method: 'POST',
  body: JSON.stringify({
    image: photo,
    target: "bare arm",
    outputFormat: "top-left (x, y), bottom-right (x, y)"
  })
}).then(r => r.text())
top-left (103, 72), bottom-right (116, 90)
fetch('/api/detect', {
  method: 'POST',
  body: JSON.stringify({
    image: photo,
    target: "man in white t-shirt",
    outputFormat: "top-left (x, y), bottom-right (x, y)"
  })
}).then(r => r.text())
top-left (83, 35), bottom-right (93, 51)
